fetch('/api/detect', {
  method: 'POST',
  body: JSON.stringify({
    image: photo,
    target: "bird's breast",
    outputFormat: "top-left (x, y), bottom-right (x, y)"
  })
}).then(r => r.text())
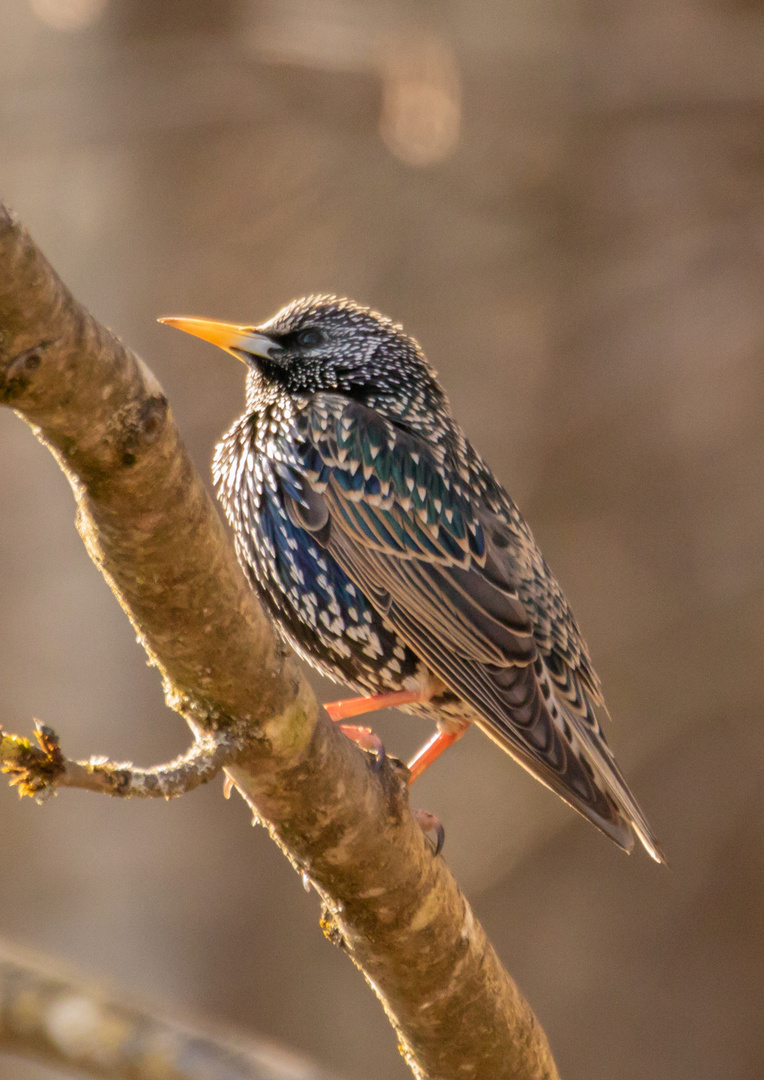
top-left (212, 411), bottom-right (420, 695)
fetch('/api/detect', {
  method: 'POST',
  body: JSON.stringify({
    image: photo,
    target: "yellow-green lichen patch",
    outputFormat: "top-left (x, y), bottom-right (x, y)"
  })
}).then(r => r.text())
top-left (0, 724), bottom-right (64, 798)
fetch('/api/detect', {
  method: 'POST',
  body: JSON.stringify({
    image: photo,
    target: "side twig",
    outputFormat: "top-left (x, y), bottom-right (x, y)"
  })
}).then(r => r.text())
top-left (0, 723), bottom-right (238, 799)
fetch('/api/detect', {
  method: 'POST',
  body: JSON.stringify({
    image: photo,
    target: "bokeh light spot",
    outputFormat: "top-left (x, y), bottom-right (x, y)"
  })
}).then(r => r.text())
top-left (28, 0), bottom-right (107, 31)
top-left (379, 35), bottom-right (461, 167)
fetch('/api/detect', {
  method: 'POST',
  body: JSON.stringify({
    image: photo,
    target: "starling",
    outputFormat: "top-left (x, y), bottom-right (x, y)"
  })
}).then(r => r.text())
top-left (161, 297), bottom-right (664, 863)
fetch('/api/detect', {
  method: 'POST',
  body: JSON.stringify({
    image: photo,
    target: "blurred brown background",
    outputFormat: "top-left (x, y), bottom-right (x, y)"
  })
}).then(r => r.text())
top-left (1, 1), bottom-right (763, 1077)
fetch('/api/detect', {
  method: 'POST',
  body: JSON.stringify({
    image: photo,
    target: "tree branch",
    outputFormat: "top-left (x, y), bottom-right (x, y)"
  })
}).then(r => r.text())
top-left (0, 722), bottom-right (238, 799)
top-left (0, 204), bottom-right (560, 1080)
top-left (0, 941), bottom-right (346, 1080)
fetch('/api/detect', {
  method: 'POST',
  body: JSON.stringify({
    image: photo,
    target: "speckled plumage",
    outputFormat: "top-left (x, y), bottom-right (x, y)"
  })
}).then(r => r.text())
top-left (208, 296), bottom-right (663, 862)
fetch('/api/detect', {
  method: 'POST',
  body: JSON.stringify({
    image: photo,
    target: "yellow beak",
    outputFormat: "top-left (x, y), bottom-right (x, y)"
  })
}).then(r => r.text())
top-left (158, 317), bottom-right (279, 362)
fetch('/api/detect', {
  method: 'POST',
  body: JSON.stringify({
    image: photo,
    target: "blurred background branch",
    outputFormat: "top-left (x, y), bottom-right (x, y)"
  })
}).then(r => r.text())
top-left (0, 941), bottom-right (346, 1080)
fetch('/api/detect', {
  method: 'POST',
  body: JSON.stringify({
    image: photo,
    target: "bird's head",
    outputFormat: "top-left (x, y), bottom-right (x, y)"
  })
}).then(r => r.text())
top-left (161, 295), bottom-right (449, 428)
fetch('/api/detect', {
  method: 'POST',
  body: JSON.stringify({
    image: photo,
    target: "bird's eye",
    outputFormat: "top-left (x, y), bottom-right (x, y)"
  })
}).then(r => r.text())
top-left (297, 328), bottom-right (325, 348)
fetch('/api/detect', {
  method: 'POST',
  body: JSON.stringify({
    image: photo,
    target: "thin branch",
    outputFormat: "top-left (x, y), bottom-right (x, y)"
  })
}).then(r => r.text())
top-left (0, 204), bottom-right (560, 1080)
top-left (0, 723), bottom-right (238, 799)
top-left (0, 941), bottom-right (346, 1080)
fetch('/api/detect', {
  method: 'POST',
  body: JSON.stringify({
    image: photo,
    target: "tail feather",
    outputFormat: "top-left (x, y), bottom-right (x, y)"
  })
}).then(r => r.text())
top-left (474, 662), bottom-right (666, 864)
top-left (555, 693), bottom-right (666, 864)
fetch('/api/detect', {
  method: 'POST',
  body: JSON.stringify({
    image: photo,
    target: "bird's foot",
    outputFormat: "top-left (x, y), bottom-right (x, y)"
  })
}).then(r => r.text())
top-left (413, 808), bottom-right (445, 855)
top-left (338, 723), bottom-right (385, 770)
top-left (324, 687), bottom-right (426, 722)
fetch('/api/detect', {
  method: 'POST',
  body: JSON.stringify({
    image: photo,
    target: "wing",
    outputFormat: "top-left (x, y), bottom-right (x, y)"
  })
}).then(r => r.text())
top-left (281, 396), bottom-right (663, 860)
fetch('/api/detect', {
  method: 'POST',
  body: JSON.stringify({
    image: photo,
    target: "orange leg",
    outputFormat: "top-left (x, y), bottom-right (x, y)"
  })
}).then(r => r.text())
top-left (325, 687), bottom-right (426, 722)
top-left (407, 720), bottom-right (470, 783)
top-left (327, 688), bottom-right (430, 771)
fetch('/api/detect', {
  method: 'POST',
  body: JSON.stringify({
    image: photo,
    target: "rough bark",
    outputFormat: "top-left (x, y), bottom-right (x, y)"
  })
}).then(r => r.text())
top-left (0, 204), bottom-right (559, 1080)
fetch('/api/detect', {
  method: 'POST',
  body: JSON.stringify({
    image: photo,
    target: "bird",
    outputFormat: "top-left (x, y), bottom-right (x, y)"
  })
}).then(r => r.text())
top-left (161, 296), bottom-right (665, 863)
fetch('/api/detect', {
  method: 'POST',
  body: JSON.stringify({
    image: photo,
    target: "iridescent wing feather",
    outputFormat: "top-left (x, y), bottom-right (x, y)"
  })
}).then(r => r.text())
top-left (284, 395), bottom-right (663, 860)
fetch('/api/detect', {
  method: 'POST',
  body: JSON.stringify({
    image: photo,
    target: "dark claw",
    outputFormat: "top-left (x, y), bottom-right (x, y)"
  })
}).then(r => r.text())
top-left (413, 808), bottom-right (445, 855)
top-left (371, 740), bottom-right (386, 772)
